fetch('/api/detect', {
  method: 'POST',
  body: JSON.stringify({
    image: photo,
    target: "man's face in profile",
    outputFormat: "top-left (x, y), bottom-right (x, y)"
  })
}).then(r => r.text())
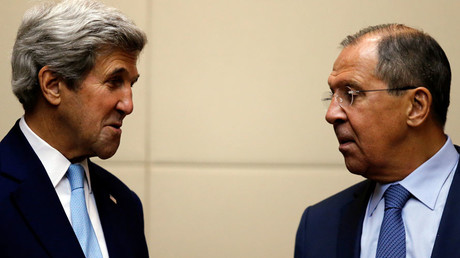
top-left (325, 37), bottom-right (411, 182)
top-left (57, 50), bottom-right (140, 160)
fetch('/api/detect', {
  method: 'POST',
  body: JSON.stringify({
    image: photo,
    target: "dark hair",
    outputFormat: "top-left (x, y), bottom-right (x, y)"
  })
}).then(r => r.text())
top-left (341, 24), bottom-right (451, 127)
top-left (12, 0), bottom-right (147, 111)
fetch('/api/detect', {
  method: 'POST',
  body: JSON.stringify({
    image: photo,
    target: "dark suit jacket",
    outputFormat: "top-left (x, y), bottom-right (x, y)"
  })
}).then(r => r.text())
top-left (0, 121), bottom-right (149, 258)
top-left (295, 147), bottom-right (460, 258)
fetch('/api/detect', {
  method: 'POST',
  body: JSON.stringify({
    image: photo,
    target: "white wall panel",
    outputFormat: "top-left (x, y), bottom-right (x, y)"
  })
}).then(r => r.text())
top-left (148, 165), bottom-right (361, 258)
top-left (148, 0), bottom-right (460, 165)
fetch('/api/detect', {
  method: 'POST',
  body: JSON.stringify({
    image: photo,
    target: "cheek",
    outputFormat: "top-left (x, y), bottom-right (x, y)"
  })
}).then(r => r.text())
top-left (353, 115), bottom-right (406, 158)
top-left (347, 112), bottom-right (382, 153)
top-left (78, 111), bottom-right (103, 137)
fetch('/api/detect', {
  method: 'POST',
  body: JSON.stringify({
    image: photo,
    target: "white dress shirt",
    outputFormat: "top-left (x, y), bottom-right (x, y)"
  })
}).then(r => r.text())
top-left (19, 117), bottom-right (109, 258)
top-left (360, 136), bottom-right (459, 258)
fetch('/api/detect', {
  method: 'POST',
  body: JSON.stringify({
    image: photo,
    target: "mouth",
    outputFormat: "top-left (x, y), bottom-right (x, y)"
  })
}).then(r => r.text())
top-left (338, 137), bottom-right (353, 145)
top-left (336, 134), bottom-right (355, 152)
top-left (107, 122), bottom-right (123, 132)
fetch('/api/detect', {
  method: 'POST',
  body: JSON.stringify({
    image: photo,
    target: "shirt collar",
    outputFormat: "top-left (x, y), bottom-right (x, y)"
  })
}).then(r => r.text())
top-left (19, 117), bottom-right (92, 192)
top-left (368, 136), bottom-right (459, 215)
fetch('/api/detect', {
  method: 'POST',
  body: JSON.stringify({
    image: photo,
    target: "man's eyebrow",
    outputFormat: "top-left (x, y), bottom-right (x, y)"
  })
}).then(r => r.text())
top-left (107, 67), bottom-right (140, 81)
top-left (329, 80), bottom-right (360, 91)
top-left (108, 67), bottom-right (127, 77)
top-left (341, 80), bottom-right (362, 90)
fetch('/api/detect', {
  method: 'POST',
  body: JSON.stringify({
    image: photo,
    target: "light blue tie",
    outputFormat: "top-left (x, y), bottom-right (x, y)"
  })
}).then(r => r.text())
top-left (68, 164), bottom-right (103, 258)
top-left (376, 184), bottom-right (412, 258)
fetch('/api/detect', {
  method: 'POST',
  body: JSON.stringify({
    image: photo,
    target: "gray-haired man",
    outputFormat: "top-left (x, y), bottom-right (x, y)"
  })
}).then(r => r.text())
top-left (0, 0), bottom-right (148, 257)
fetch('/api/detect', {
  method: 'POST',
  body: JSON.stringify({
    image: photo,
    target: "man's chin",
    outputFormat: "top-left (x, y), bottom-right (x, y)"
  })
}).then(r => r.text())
top-left (98, 150), bottom-right (118, 159)
top-left (343, 157), bottom-right (368, 177)
top-left (94, 143), bottom-right (120, 160)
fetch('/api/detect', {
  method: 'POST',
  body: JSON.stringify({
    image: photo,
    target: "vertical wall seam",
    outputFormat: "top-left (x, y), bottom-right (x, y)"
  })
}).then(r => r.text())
top-left (143, 0), bottom-right (153, 244)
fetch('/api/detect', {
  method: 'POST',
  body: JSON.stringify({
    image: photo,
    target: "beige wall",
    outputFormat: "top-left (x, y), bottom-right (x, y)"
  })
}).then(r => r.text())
top-left (2, 0), bottom-right (460, 257)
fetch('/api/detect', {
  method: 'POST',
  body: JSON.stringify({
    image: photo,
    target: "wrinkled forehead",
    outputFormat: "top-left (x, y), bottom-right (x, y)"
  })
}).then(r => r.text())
top-left (328, 37), bottom-right (381, 89)
top-left (335, 36), bottom-right (380, 71)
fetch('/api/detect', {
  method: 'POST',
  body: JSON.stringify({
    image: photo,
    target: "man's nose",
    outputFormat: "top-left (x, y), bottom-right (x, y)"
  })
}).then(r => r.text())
top-left (325, 96), bottom-right (347, 124)
top-left (117, 86), bottom-right (133, 116)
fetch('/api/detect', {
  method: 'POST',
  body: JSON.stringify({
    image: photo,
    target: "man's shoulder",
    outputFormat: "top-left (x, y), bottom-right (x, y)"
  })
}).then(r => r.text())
top-left (88, 161), bottom-right (142, 205)
top-left (0, 121), bottom-right (40, 182)
top-left (308, 180), bottom-right (372, 213)
top-left (296, 179), bottom-right (373, 238)
top-left (89, 162), bottom-right (131, 191)
top-left (0, 120), bottom-right (23, 148)
top-left (295, 180), bottom-right (373, 257)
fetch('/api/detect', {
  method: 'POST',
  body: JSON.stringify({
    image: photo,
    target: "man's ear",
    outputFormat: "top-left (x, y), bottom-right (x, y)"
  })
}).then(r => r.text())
top-left (407, 87), bottom-right (432, 127)
top-left (38, 66), bottom-right (62, 106)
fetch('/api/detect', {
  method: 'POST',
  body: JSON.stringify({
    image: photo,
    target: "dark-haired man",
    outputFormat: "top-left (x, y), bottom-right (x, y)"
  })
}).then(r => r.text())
top-left (295, 24), bottom-right (459, 257)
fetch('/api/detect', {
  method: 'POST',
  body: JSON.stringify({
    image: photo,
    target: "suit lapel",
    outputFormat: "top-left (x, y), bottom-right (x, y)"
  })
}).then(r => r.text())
top-left (89, 161), bottom-right (149, 258)
top-left (11, 170), bottom-right (84, 257)
top-left (89, 162), bottom-right (126, 258)
top-left (431, 152), bottom-right (460, 258)
top-left (337, 180), bottom-right (375, 258)
top-left (2, 122), bottom-right (84, 257)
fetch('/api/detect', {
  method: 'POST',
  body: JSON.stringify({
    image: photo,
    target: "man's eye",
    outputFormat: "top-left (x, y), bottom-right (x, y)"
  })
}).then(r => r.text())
top-left (347, 90), bottom-right (357, 96)
top-left (108, 78), bottom-right (123, 87)
top-left (346, 88), bottom-right (359, 96)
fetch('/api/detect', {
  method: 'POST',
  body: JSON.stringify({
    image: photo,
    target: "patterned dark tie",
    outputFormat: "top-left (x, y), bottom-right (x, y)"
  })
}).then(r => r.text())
top-left (376, 184), bottom-right (411, 258)
top-left (68, 164), bottom-right (103, 258)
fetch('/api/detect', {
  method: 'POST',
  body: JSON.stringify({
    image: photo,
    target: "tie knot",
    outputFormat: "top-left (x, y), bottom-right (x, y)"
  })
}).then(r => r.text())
top-left (384, 184), bottom-right (411, 210)
top-left (67, 164), bottom-right (85, 191)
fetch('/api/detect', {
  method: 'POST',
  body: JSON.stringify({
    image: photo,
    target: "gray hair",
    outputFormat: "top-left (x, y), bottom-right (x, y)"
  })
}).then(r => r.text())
top-left (12, 0), bottom-right (147, 111)
top-left (340, 24), bottom-right (451, 127)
